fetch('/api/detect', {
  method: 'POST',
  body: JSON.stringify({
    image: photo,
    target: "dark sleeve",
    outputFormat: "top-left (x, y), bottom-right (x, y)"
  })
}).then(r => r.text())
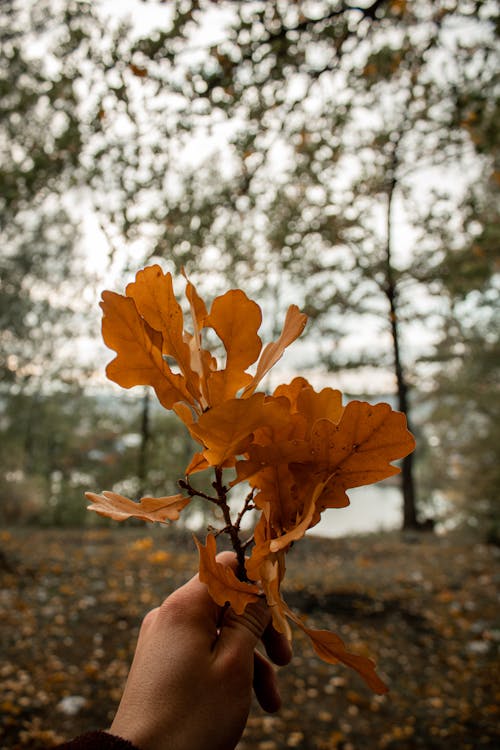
top-left (55, 730), bottom-right (141, 750)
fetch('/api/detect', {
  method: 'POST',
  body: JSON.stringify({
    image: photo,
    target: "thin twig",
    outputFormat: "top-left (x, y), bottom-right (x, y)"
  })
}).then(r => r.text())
top-left (235, 489), bottom-right (256, 531)
top-left (178, 478), bottom-right (220, 505)
top-left (213, 525), bottom-right (230, 538)
top-left (213, 467), bottom-right (248, 582)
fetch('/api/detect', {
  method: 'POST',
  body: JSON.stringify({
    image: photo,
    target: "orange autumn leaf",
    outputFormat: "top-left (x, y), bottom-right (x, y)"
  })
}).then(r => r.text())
top-left (274, 377), bottom-right (344, 429)
top-left (245, 513), bottom-right (272, 582)
top-left (195, 534), bottom-right (261, 615)
top-left (243, 305), bottom-right (307, 396)
top-left (92, 265), bottom-right (418, 695)
top-left (125, 265), bottom-right (201, 405)
top-left (312, 401), bottom-right (414, 481)
top-left (309, 401), bottom-right (416, 512)
top-left (273, 375), bottom-right (311, 408)
top-left (241, 463), bottom-right (298, 531)
top-left (292, 617), bottom-right (388, 695)
top-left (101, 291), bottom-right (193, 410)
top-left (85, 491), bottom-right (190, 523)
top-left (268, 478), bottom-right (329, 552)
top-left (259, 557), bottom-right (292, 640)
top-left (234, 382), bottom-right (346, 487)
top-left (205, 290), bottom-right (262, 404)
top-left (235, 439), bottom-right (311, 484)
top-left (100, 266), bottom-right (307, 417)
top-left (244, 516), bottom-right (292, 637)
top-left (189, 392), bottom-right (290, 467)
top-left (245, 518), bottom-right (387, 693)
top-left (246, 527), bottom-right (388, 693)
top-left (184, 451), bottom-right (210, 475)
top-left (182, 269), bottom-right (212, 409)
top-left (173, 401), bottom-right (195, 428)
top-left (235, 395), bottom-right (414, 530)
top-left (296, 384), bottom-right (344, 432)
top-left (182, 268), bottom-right (208, 331)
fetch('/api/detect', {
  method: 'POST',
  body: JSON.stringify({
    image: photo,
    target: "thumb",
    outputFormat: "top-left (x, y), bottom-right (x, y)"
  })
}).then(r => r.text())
top-left (217, 598), bottom-right (271, 655)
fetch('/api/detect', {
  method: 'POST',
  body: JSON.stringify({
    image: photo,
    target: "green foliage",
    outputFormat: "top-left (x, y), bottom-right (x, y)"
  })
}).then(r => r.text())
top-left (0, 388), bottom-right (197, 527)
top-left (115, 0), bottom-right (498, 528)
top-left (425, 313), bottom-right (500, 539)
top-left (1, 0), bottom-right (498, 533)
top-left (0, 0), bottom-right (105, 389)
top-left (422, 172), bottom-right (500, 538)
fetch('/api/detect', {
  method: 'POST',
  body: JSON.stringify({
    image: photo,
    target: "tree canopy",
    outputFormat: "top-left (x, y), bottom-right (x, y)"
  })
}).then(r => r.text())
top-left (1, 0), bottom-right (498, 531)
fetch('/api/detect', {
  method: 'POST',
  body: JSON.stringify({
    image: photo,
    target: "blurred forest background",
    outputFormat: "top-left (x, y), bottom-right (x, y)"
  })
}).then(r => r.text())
top-left (1, 0), bottom-right (498, 538)
top-left (1, 2), bottom-right (499, 748)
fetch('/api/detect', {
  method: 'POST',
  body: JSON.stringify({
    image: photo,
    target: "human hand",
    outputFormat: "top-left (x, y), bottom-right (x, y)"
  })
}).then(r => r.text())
top-left (108, 552), bottom-right (292, 750)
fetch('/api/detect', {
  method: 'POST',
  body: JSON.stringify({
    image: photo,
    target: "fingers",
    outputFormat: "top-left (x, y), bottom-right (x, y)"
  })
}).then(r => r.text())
top-left (215, 600), bottom-right (284, 715)
top-left (160, 550), bottom-right (292, 674)
top-left (253, 651), bottom-right (282, 713)
top-left (217, 598), bottom-right (271, 655)
top-left (151, 551), bottom-right (264, 651)
top-left (261, 619), bottom-right (293, 666)
top-left (215, 550), bottom-right (239, 568)
top-left (151, 571), bottom-right (222, 650)
top-left (196, 550), bottom-right (292, 667)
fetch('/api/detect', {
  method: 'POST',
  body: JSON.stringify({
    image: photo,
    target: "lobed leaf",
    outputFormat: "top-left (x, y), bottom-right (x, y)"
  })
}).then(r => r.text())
top-left (243, 306), bottom-right (307, 397)
top-left (310, 401), bottom-right (416, 511)
top-left (295, 620), bottom-right (388, 695)
top-left (182, 268), bottom-right (212, 409)
top-left (205, 289), bottom-right (262, 404)
top-left (189, 393), bottom-right (290, 466)
top-left (85, 491), bottom-right (190, 523)
top-left (195, 534), bottom-right (261, 615)
top-left (184, 451), bottom-right (210, 475)
top-left (125, 265), bottom-right (201, 405)
top-left (95, 266), bottom-right (416, 696)
top-left (100, 291), bottom-right (192, 410)
top-left (268, 479), bottom-right (329, 552)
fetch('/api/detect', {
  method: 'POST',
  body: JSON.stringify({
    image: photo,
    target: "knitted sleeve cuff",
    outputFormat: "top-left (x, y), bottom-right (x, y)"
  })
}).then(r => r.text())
top-left (56, 730), bottom-right (141, 750)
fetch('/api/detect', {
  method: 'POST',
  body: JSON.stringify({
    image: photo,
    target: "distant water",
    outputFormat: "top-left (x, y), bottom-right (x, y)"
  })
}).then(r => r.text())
top-left (311, 484), bottom-right (402, 538)
top-left (183, 484), bottom-right (403, 539)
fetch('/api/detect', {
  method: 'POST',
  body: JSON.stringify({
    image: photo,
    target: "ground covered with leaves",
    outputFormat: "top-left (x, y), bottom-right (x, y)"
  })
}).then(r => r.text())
top-left (0, 527), bottom-right (498, 749)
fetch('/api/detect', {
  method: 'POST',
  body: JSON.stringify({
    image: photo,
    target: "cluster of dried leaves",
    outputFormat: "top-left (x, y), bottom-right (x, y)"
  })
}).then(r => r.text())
top-left (86, 265), bottom-right (415, 693)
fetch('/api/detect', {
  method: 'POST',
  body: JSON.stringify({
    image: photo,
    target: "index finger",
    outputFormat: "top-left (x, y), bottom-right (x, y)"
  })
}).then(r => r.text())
top-left (200, 550), bottom-right (292, 664)
top-left (161, 550), bottom-right (249, 646)
top-left (158, 568), bottom-right (223, 648)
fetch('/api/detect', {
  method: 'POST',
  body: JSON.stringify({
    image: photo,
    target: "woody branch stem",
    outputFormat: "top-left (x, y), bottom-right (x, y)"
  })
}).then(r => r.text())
top-left (213, 467), bottom-right (248, 582)
top-left (178, 478), bottom-right (220, 505)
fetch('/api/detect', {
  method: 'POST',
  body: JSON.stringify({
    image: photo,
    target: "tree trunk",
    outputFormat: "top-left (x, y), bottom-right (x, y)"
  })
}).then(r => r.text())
top-left (137, 389), bottom-right (151, 498)
top-left (385, 170), bottom-right (419, 530)
top-left (22, 391), bottom-right (38, 474)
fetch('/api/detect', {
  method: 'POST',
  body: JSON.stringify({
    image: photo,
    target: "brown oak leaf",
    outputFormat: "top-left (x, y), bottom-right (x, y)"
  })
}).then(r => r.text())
top-left (125, 265), bottom-right (201, 405)
top-left (243, 306), bottom-right (307, 396)
top-left (195, 534), bottom-right (261, 615)
top-left (188, 393), bottom-right (290, 467)
top-left (288, 612), bottom-right (388, 695)
top-left (101, 291), bottom-right (193, 410)
top-left (85, 491), bottom-right (190, 523)
top-left (205, 289), bottom-right (262, 405)
top-left (93, 266), bottom-right (417, 696)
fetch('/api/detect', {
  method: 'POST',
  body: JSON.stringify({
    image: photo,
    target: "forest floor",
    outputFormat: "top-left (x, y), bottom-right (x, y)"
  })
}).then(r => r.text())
top-left (0, 526), bottom-right (499, 750)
